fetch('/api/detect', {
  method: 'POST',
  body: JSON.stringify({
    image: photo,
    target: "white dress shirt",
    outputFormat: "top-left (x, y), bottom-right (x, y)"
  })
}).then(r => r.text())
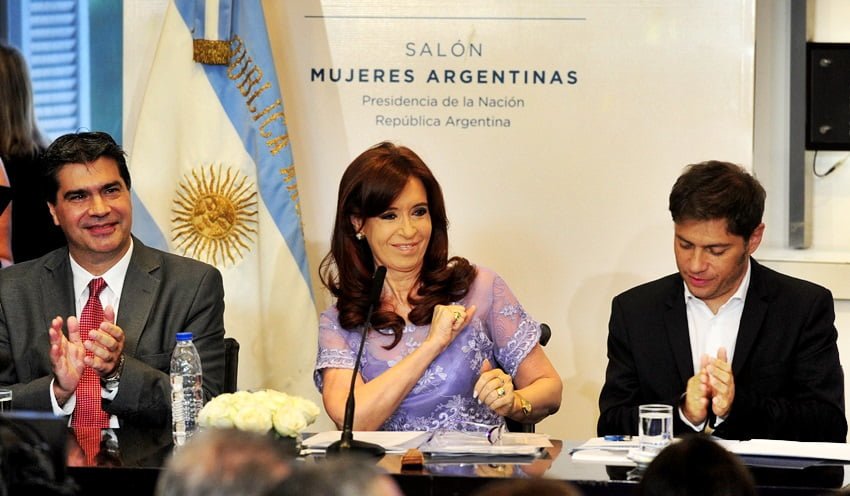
top-left (50, 240), bottom-right (134, 427)
top-left (678, 262), bottom-right (751, 430)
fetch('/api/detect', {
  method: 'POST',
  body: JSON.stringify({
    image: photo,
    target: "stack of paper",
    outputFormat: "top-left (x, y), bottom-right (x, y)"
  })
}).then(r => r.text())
top-left (569, 437), bottom-right (639, 465)
top-left (570, 437), bottom-right (850, 468)
top-left (302, 431), bottom-right (431, 454)
top-left (716, 439), bottom-right (850, 462)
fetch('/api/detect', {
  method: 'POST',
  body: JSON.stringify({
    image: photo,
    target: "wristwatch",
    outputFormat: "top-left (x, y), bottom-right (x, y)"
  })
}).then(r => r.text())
top-left (515, 392), bottom-right (532, 417)
top-left (101, 354), bottom-right (125, 390)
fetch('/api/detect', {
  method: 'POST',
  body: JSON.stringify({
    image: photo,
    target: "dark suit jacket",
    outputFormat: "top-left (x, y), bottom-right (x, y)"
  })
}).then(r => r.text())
top-left (597, 259), bottom-right (846, 442)
top-left (0, 238), bottom-right (225, 425)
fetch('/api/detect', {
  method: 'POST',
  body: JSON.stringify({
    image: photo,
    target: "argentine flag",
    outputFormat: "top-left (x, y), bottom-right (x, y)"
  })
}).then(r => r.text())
top-left (130, 0), bottom-right (318, 400)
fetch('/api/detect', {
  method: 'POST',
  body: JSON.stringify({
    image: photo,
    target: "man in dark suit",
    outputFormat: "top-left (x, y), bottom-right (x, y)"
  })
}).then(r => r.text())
top-left (598, 161), bottom-right (846, 442)
top-left (0, 131), bottom-right (225, 426)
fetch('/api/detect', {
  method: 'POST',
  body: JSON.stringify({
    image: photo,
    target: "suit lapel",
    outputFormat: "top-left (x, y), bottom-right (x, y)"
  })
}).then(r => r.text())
top-left (40, 249), bottom-right (75, 328)
top-left (664, 276), bottom-right (694, 385)
top-left (117, 240), bottom-right (161, 357)
top-left (732, 259), bottom-right (768, 376)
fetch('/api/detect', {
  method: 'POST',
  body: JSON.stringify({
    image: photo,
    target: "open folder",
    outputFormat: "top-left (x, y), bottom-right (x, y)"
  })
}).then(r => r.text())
top-left (419, 431), bottom-right (553, 457)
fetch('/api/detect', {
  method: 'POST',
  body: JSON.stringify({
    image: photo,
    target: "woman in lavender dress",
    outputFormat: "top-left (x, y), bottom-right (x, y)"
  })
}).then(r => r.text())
top-left (315, 142), bottom-right (562, 431)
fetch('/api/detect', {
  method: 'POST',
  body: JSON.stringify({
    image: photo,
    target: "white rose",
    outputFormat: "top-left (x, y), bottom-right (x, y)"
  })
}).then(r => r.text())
top-left (198, 399), bottom-right (236, 429)
top-left (291, 396), bottom-right (321, 425)
top-left (233, 404), bottom-right (274, 433)
top-left (273, 407), bottom-right (308, 438)
top-left (210, 392), bottom-right (235, 406)
top-left (230, 390), bottom-right (255, 408)
top-left (264, 389), bottom-right (291, 406)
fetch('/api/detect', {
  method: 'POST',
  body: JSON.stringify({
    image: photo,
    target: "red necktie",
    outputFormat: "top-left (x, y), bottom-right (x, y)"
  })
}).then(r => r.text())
top-left (73, 427), bottom-right (104, 466)
top-left (71, 277), bottom-right (110, 429)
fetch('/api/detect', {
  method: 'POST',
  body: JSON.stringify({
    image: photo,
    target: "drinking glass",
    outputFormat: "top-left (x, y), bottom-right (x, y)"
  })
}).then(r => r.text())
top-left (638, 404), bottom-right (672, 455)
top-left (0, 389), bottom-right (12, 413)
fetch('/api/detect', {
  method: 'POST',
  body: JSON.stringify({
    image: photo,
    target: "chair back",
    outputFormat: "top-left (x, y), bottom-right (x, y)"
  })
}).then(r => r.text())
top-left (223, 337), bottom-right (240, 393)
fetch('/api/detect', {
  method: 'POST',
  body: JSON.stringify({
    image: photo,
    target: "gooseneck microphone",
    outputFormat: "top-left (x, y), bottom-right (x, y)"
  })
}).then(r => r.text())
top-left (326, 266), bottom-right (387, 457)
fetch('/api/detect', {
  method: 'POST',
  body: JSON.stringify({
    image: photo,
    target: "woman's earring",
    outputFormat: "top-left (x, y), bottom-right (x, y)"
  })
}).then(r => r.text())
top-left (355, 232), bottom-right (365, 240)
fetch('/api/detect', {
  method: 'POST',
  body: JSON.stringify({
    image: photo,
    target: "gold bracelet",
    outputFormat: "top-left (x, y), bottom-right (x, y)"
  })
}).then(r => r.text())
top-left (514, 391), bottom-right (532, 417)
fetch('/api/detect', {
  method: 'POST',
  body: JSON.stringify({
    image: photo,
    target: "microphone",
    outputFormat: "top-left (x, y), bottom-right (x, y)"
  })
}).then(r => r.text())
top-left (326, 266), bottom-right (387, 457)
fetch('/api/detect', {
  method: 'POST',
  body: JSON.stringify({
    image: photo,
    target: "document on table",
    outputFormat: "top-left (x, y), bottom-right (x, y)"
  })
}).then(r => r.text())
top-left (572, 436), bottom-right (640, 451)
top-left (570, 437), bottom-right (850, 467)
top-left (302, 431), bottom-right (430, 454)
top-left (569, 437), bottom-right (639, 465)
top-left (716, 439), bottom-right (850, 462)
top-left (420, 432), bottom-right (553, 457)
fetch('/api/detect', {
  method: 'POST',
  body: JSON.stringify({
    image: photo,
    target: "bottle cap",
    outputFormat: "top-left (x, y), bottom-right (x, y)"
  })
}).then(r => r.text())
top-left (176, 332), bottom-right (193, 341)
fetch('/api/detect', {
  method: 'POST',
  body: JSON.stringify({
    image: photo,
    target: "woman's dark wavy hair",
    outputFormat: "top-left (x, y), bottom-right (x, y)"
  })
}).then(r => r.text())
top-left (319, 142), bottom-right (476, 348)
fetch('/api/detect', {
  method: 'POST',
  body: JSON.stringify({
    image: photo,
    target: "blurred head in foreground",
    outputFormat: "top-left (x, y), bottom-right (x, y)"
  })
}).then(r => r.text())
top-left (471, 478), bottom-right (583, 496)
top-left (156, 428), bottom-right (293, 496)
top-left (638, 434), bottom-right (756, 496)
top-left (266, 456), bottom-right (402, 496)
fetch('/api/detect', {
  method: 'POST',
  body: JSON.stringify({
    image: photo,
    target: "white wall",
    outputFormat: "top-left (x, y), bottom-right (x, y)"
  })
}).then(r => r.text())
top-left (125, 1), bottom-right (850, 441)
top-left (259, 0), bottom-right (752, 440)
top-left (754, 0), bottom-right (850, 442)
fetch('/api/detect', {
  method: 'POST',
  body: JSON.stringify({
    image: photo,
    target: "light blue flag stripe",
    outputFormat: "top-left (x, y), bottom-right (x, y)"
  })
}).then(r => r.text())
top-left (131, 191), bottom-right (168, 252)
top-left (174, 0), bottom-right (312, 288)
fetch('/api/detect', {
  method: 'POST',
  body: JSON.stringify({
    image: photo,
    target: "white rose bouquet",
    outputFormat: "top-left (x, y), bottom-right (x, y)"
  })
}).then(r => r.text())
top-left (198, 389), bottom-right (321, 438)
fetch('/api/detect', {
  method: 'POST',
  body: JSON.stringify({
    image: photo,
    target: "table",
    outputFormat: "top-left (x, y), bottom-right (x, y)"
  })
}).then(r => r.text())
top-left (59, 430), bottom-right (848, 496)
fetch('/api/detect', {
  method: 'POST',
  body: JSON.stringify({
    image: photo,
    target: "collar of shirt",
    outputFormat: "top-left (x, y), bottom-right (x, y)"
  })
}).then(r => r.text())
top-left (684, 261), bottom-right (752, 374)
top-left (70, 238), bottom-right (135, 318)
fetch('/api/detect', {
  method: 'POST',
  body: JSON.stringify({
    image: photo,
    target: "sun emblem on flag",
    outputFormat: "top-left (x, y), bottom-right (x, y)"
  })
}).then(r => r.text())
top-left (172, 164), bottom-right (258, 267)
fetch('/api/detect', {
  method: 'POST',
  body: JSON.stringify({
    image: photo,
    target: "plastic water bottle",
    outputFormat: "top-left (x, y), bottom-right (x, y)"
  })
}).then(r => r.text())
top-left (171, 332), bottom-right (203, 446)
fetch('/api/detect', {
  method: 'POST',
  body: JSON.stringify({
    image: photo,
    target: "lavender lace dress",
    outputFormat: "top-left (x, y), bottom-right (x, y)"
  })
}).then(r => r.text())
top-left (314, 266), bottom-right (541, 431)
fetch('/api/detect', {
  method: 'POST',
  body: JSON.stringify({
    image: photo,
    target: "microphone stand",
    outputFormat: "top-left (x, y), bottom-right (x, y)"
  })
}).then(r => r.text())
top-left (326, 267), bottom-right (387, 457)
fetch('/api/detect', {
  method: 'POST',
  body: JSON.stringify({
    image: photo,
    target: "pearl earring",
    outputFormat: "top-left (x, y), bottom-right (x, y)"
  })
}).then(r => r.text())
top-left (355, 232), bottom-right (365, 240)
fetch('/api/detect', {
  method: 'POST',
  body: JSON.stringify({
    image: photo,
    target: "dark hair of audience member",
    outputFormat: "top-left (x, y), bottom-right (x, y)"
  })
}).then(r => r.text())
top-left (471, 478), bottom-right (583, 496)
top-left (155, 428), bottom-right (293, 496)
top-left (265, 456), bottom-right (401, 496)
top-left (0, 418), bottom-right (78, 495)
top-left (637, 434), bottom-right (757, 496)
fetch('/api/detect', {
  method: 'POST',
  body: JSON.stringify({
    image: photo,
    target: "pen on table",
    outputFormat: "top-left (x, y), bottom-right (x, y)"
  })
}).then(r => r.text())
top-left (603, 435), bottom-right (632, 441)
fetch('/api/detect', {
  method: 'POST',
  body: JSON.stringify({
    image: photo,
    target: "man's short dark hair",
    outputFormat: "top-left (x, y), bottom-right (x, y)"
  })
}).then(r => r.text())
top-left (41, 131), bottom-right (130, 204)
top-left (668, 161), bottom-right (765, 240)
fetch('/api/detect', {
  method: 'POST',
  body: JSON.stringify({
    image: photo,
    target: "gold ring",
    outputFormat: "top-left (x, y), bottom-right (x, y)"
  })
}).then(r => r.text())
top-left (497, 387), bottom-right (506, 397)
top-left (452, 311), bottom-right (462, 323)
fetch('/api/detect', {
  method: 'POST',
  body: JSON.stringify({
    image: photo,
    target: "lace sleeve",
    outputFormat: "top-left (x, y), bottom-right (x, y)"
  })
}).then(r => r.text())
top-left (488, 275), bottom-right (541, 377)
top-left (314, 308), bottom-right (358, 391)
